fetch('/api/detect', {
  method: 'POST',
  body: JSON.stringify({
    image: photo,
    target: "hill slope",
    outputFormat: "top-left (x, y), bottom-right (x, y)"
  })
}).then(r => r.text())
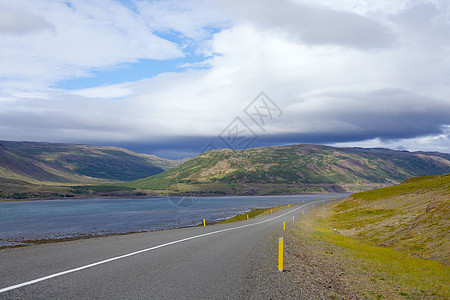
top-left (282, 174), bottom-right (449, 299)
top-left (130, 144), bottom-right (450, 195)
top-left (0, 141), bottom-right (180, 184)
top-left (326, 173), bottom-right (449, 264)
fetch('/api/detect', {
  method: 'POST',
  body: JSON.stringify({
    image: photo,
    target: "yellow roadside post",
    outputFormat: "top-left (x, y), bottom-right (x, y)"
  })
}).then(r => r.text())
top-left (203, 219), bottom-right (206, 226)
top-left (271, 209), bottom-right (273, 214)
top-left (312, 204), bottom-right (314, 208)
top-left (323, 200), bottom-right (324, 204)
top-left (278, 237), bottom-right (284, 272)
top-left (302, 200), bottom-right (304, 203)
top-left (288, 204), bottom-right (290, 207)
top-left (283, 221), bottom-right (285, 231)
top-left (293, 216), bottom-right (295, 222)
top-left (247, 214), bottom-right (249, 220)
top-left (302, 210), bottom-right (304, 214)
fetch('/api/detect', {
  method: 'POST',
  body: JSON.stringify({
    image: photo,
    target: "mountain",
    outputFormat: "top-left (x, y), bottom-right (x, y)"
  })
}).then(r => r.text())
top-left (129, 144), bottom-right (450, 195)
top-left (327, 173), bottom-right (449, 264)
top-left (0, 141), bottom-right (182, 199)
top-left (1, 142), bottom-right (449, 200)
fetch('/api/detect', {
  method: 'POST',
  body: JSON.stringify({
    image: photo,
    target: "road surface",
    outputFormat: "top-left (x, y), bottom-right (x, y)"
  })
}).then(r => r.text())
top-left (0, 197), bottom-right (337, 299)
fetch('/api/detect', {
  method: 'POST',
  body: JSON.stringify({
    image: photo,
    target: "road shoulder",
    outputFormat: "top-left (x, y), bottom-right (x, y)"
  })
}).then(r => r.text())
top-left (244, 201), bottom-right (449, 299)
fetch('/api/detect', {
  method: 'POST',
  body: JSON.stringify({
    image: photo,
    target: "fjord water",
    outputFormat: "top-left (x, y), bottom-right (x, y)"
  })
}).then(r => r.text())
top-left (0, 193), bottom-right (348, 247)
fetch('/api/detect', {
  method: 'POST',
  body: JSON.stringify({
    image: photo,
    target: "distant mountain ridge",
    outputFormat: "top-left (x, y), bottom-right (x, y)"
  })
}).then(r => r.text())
top-left (1, 141), bottom-right (449, 200)
top-left (0, 141), bottom-right (180, 184)
top-left (129, 144), bottom-right (450, 195)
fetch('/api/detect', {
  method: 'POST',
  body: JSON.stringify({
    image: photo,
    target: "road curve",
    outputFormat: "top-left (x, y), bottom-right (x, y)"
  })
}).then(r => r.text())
top-left (0, 197), bottom-right (338, 299)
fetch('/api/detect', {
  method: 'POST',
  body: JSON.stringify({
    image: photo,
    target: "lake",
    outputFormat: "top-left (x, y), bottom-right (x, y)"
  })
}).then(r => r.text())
top-left (0, 193), bottom-right (349, 247)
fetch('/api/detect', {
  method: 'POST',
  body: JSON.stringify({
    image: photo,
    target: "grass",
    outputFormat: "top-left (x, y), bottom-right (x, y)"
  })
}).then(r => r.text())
top-left (351, 174), bottom-right (450, 201)
top-left (219, 203), bottom-right (294, 224)
top-left (294, 212), bottom-right (449, 299)
top-left (287, 175), bottom-right (449, 298)
top-left (326, 174), bottom-right (449, 264)
top-left (70, 185), bottom-right (136, 194)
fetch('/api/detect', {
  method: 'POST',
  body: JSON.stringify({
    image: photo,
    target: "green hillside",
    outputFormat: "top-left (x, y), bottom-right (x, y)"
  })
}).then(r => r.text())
top-left (0, 141), bottom-right (179, 182)
top-left (328, 173), bottom-right (449, 264)
top-left (2, 142), bottom-right (449, 200)
top-left (0, 141), bottom-right (181, 199)
top-left (289, 174), bottom-right (449, 299)
top-left (129, 144), bottom-right (450, 195)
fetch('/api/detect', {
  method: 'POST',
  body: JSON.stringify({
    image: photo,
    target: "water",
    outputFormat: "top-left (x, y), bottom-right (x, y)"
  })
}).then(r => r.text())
top-left (0, 193), bottom-right (349, 247)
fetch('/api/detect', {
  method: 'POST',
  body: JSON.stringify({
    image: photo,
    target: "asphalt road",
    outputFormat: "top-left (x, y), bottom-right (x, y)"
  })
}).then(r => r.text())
top-left (0, 197), bottom-right (337, 299)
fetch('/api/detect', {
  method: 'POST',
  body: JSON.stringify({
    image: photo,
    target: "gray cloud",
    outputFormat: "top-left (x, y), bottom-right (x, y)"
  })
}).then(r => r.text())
top-left (284, 88), bottom-right (450, 140)
top-left (391, 1), bottom-right (450, 50)
top-left (0, 7), bottom-right (53, 35)
top-left (1, 87), bottom-right (448, 159)
top-left (217, 0), bottom-right (396, 49)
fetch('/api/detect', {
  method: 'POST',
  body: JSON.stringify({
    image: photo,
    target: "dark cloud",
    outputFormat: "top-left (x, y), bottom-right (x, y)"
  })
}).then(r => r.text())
top-left (0, 88), bottom-right (448, 159)
top-left (312, 89), bottom-right (449, 138)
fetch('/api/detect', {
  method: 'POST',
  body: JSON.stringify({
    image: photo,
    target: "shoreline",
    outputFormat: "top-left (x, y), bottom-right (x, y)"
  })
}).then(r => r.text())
top-left (0, 202), bottom-right (301, 250)
top-left (0, 191), bottom-right (343, 203)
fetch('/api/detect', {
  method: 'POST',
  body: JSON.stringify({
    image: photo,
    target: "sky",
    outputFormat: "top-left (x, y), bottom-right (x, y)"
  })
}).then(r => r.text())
top-left (0, 0), bottom-right (449, 159)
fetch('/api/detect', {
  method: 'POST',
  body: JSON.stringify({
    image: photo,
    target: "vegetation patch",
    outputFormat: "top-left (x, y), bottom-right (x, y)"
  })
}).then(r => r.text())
top-left (327, 174), bottom-right (449, 264)
top-left (219, 203), bottom-right (292, 224)
top-left (351, 174), bottom-right (450, 201)
top-left (285, 174), bottom-right (449, 298)
top-left (129, 145), bottom-right (450, 195)
top-left (70, 185), bottom-right (136, 194)
top-left (291, 208), bottom-right (449, 299)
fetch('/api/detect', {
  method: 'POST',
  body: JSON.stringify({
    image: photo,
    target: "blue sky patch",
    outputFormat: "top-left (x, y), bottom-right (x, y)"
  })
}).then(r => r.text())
top-left (54, 55), bottom-right (210, 90)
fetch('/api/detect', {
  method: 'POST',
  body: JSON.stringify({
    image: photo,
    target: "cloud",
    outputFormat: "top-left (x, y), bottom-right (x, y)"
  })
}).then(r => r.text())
top-left (0, 6), bottom-right (53, 35)
top-left (331, 126), bottom-right (450, 154)
top-left (70, 84), bottom-right (133, 99)
top-left (284, 88), bottom-right (450, 139)
top-left (0, 0), bottom-right (183, 89)
top-left (135, 0), bottom-right (230, 41)
top-left (215, 0), bottom-right (396, 49)
top-left (0, 0), bottom-right (449, 158)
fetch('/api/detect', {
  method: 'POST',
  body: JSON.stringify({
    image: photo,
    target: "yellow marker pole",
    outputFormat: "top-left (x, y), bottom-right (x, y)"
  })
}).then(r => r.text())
top-left (278, 237), bottom-right (284, 272)
top-left (312, 204), bottom-right (314, 208)
top-left (293, 216), bottom-right (295, 222)
top-left (283, 221), bottom-right (285, 231)
top-left (288, 204), bottom-right (290, 207)
top-left (247, 214), bottom-right (249, 220)
top-left (203, 219), bottom-right (206, 226)
top-left (271, 209), bottom-right (273, 214)
top-left (302, 210), bottom-right (304, 214)
top-left (302, 200), bottom-right (304, 203)
top-left (323, 200), bottom-right (324, 204)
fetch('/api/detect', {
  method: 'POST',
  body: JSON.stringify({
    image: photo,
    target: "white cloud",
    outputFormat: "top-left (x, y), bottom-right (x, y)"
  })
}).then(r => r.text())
top-left (70, 85), bottom-right (133, 99)
top-left (136, 0), bottom-right (230, 41)
top-left (0, 0), bottom-right (183, 89)
top-left (0, 0), bottom-right (449, 155)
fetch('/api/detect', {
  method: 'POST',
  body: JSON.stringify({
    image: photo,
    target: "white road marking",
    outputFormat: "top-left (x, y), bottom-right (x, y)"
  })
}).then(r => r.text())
top-left (0, 199), bottom-right (328, 294)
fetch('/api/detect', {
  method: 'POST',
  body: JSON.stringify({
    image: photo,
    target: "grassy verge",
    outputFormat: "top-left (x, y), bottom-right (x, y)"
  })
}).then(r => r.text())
top-left (292, 204), bottom-right (449, 299)
top-left (327, 174), bottom-right (449, 264)
top-left (219, 203), bottom-right (294, 224)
